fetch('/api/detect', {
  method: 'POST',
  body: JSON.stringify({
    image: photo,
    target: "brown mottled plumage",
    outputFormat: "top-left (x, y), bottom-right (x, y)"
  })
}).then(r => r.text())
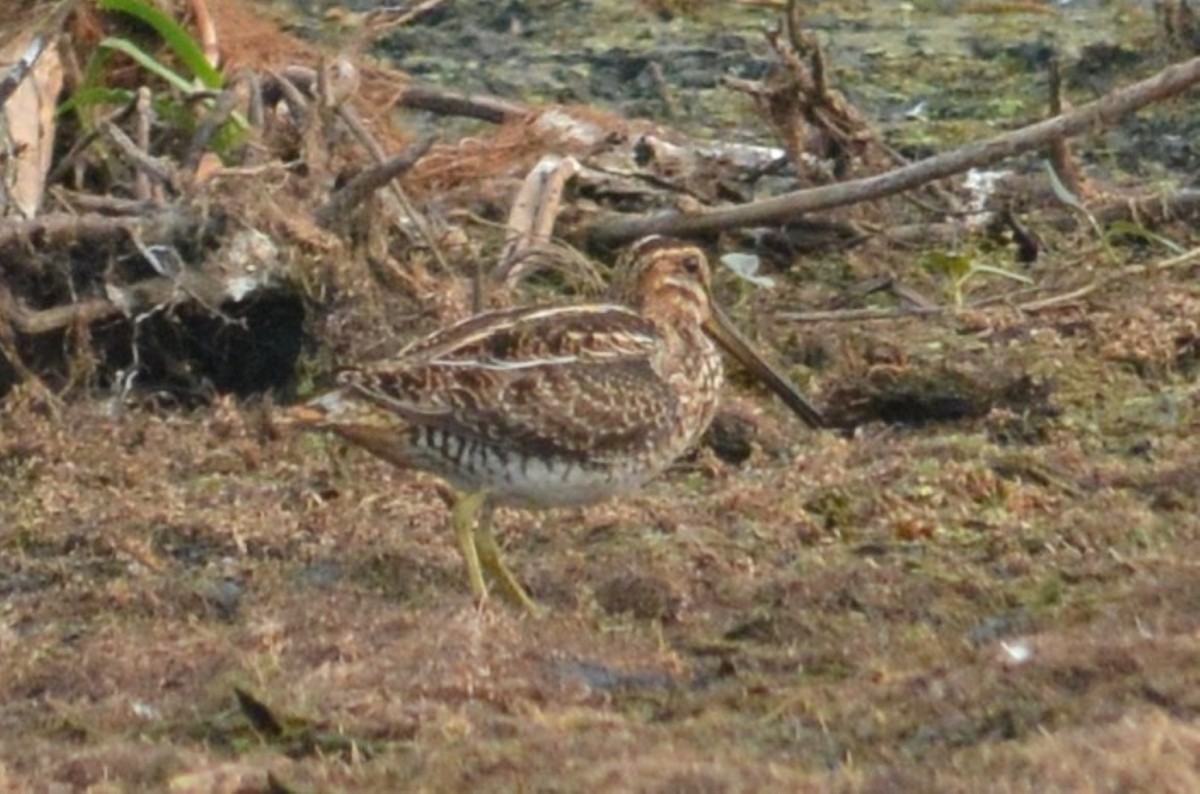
top-left (291, 237), bottom-right (823, 611)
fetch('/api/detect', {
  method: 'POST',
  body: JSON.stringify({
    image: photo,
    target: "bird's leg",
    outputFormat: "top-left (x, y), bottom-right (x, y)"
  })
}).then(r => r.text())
top-left (451, 490), bottom-right (489, 605)
top-left (474, 502), bottom-right (541, 614)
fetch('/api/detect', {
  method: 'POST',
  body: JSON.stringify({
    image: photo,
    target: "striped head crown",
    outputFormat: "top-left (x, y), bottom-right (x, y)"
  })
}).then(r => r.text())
top-left (614, 236), bottom-right (713, 324)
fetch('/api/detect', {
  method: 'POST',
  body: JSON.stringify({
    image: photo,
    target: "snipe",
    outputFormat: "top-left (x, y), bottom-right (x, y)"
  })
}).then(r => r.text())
top-left (290, 237), bottom-right (823, 611)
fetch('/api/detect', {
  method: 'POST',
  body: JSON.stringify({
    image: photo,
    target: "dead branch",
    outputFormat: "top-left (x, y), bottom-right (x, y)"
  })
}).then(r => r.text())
top-left (587, 55), bottom-right (1200, 246)
top-left (1045, 57), bottom-right (1088, 200)
top-left (778, 304), bottom-right (955, 325)
top-left (246, 71), bottom-right (265, 129)
top-left (1095, 188), bottom-right (1200, 225)
top-left (334, 101), bottom-right (453, 274)
top-left (101, 120), bottom-right (178, 193)
top-left (0, 209), bottom-right (200, 261)
top-left (45, 97), bottom-right (139, 187)
top-left (316, 57), bottom-right (359, 110)
top-left (724, 0), bottom-right (887, 188)
top-left (0, 296), bottom-right (60, 408)
top-left (835, 187), bottom-right (1200, 255)
top-left (269, 62), bottom-right (362, 113)
top-left (133, 87), bottom-right (154, 202)
top-left (361, 0), bottom-right (450, 37)
top-left (184, 72), bottom-right (250, 174)
top-left (0, 268), bottom-right (244, 336)
top-left (265, 69), bottom-right (311, 128)
top-left (49, 189), bottom-right (159, 216)
top-left (395, 85), bottom-right (528, 124)
top-left (0, 233), bottom-right (287, 337)
top-left (0, 280), bottom-right (169, 335)
top-left (316, 135), bottom-right (436, 228)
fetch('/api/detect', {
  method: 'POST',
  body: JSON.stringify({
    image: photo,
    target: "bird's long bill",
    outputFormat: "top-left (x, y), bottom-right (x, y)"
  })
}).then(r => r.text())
top-left (704, 305), bottom-right (825, 429)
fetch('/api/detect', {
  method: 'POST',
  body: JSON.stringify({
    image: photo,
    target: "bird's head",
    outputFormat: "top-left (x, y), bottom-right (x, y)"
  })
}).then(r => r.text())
top-left (617, 236), bottom-right (825, 429)
top-left (616, 236), bottom-right (715, 327)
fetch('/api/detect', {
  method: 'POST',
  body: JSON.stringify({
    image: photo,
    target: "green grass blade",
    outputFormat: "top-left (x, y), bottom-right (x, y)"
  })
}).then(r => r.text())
top-left (98, 0), bottom-right (223, 88)
top-left (968, 264), bottom-right (1034, 285)
top-left (1105, 220), bottom-right (1186, 254)
top-left (57, 85), bottom-right (135, 116)
top-left (98, 36), bottom-right (195, 94)
top-left (1044, 160), bottom-right (1117, 266)
top-left (61, 48), bottom-right (116, 125)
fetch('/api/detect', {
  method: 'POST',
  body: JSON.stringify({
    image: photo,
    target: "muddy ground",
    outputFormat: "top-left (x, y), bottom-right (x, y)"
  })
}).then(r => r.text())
top-left (2, 1), bottom-right (1199, 791)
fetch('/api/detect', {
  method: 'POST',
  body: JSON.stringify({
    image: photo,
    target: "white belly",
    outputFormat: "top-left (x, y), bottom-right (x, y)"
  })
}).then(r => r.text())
top-left (440, 445), bottom-right (675, 509)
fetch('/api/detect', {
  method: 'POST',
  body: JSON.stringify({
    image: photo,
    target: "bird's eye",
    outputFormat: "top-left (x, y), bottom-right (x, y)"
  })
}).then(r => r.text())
top-left (682, 255), bottom-right (701, 274)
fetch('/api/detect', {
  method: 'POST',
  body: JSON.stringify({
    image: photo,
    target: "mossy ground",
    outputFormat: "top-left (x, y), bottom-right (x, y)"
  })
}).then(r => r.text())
top-left (2, 1), bottom-right (1199, 791)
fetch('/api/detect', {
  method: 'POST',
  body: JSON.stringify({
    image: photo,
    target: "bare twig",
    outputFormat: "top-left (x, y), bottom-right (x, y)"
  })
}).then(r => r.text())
top-left (316, 135), bottom-right (436, 227)
top-left (0, 287), bottom-right (148, 335)
top-left (727, 0), bottom-right (878, 184)
top-left (587, 55), bottom-right (1200, 246)
top-left (45, 98), bottom-right (139, 187)
top-left (266, 69), bottom-right (311, 128)
top-left (872, 188), bottom-right (1200, 252)
top-left (335, 102), bottom-right (452, 274)
top-left (277, 63), bottom-right (528, 124)
top-left (779, 304), bottom-right (956, 324)
top-left (1046, 56), bottom-right (1087, 199)
top-left (184, 72), bottom-right (248, 174)
top-left (246, 71), bottom-right (265, 129)
top-left (0, 274), bottom-right (210, 336)
top-left (362, 0), bottom-right (449, 36)
top-left (315, 55), bottom-right (333, 109)
top-left (101, 120), bottom-right (178, 193)
top-left (134, 87), bottom-right (154, 201)
top-left (271, 63), bottom-right (357, 111)
top-left (0, 209), bottom-right (199, 260)
top-left (50, 187), bottom-right (161, 216)
top-left (1095, 188), bottom-right (1200, 225)
top-left (395, 85), bottom-right (528, 123)
top-left (0, 242), bottom-right (289, 337)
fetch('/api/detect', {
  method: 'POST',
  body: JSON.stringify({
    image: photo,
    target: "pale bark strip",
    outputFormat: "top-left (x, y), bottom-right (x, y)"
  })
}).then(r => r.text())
top-left (498, 155), bottom-right (582, 289)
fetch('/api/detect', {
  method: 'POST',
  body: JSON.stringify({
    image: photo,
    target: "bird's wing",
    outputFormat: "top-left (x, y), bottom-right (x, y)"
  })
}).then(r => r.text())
top-left (337, 304), bottom-right (680, 462)
top-left (392, 304), bottom-right (656, 364)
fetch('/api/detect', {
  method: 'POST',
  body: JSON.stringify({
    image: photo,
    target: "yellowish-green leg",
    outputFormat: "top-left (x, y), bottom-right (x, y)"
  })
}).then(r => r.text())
top-left (474, 503), bottom-right (541, 614)
top-left (451, 490), bottom-right (489, 604)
